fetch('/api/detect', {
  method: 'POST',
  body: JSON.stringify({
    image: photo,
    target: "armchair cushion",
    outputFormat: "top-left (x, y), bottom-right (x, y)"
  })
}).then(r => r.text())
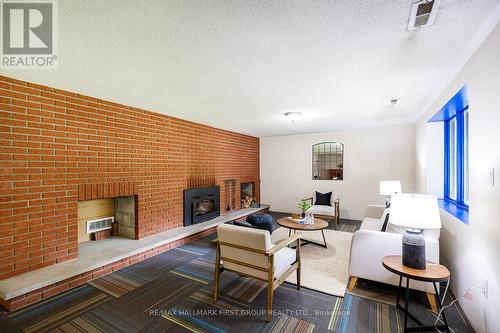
top-left (314, 191), bottom-right (332, 206)
top-left (307, 205), bottom-right (335, 217)
top-left (232, 247), bottom-right (296, 280)
top-left (273, 247), bottom-right (296, 278)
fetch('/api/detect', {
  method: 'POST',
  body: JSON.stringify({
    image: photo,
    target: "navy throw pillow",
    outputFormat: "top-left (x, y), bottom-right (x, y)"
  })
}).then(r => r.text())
top-left (314, 191), bottom-right (332, 206)
top-left (381, 213), bottom-right (390, 232)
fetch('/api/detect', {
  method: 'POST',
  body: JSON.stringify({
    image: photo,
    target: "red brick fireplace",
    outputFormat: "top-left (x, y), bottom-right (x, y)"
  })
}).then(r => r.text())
top-left (0, 75), bottom-right (260, 281)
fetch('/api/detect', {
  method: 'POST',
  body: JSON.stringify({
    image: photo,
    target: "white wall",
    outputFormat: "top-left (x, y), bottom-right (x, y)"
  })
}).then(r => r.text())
top-left (415, 22), bottom-right (500, 333)
top-left (260, 126), bottom-right (414, 220)
top-left (425, 122), bottom-right (444, 198)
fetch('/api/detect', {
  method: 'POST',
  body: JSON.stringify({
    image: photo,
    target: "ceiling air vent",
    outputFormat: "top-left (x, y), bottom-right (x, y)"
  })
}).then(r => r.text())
top-left (86, 216), bottom-right (114, 233)
top-left (407, 0), bottom-right (440, 31)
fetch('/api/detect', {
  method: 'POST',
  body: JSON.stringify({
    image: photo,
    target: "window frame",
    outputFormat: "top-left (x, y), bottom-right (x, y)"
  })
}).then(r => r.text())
top-left (444, 106), bottom-right (469, 210)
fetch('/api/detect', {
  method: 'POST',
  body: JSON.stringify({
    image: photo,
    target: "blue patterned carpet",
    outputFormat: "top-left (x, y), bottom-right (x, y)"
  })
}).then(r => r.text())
top-left (0, 217), bottom-right (475, 333)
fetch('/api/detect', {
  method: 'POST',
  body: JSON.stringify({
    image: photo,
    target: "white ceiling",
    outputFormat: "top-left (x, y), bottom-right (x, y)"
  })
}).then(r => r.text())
top-left (2, 0), bottom-right (500, 137)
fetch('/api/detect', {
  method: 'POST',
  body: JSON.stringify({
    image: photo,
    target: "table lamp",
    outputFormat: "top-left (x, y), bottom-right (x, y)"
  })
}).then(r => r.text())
top-left (388, 194), bottom-right (441, 269)
top-left (379, 181), bottom-right (402, 207)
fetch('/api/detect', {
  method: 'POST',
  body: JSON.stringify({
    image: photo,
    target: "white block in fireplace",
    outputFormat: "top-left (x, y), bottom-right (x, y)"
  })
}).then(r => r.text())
top-left (115, 196), bottom-right (136, 239)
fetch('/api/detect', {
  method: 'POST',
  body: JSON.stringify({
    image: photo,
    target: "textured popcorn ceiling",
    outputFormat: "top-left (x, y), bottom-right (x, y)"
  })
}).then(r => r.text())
top-left (2, 0), bottom-right (500, 137)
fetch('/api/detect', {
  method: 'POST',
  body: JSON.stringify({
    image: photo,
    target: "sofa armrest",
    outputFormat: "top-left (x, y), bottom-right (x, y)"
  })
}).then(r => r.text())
top-left (363, 205), bottom-right (386, 219)
top-left (349, 230), bottom-right (439, 293)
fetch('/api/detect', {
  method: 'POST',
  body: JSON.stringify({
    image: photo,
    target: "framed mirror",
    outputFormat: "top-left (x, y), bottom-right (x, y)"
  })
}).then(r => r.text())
top-left (312, 142), bottom-right (344, 180)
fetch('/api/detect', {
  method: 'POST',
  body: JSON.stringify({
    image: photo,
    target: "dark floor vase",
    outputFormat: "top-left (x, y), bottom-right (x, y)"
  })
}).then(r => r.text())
top-left (402, 229), bottom-right (426, 269)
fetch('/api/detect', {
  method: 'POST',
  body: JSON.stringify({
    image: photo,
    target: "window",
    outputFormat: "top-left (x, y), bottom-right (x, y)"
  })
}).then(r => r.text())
top-left (445, 109), bottom-right (468, 207)
top-left (447, 117), bottom-right (457, 201)
top-left (429, 85), bottom-right (469, 223)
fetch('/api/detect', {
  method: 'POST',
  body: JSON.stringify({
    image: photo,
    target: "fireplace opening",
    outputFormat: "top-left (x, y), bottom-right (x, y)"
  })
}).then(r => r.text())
top-left (241, 182), bottom-right (256, 208)
top-left (194, 198), bottom-right (215, 217)
top-left (184, 186), bottom-right (220, 226)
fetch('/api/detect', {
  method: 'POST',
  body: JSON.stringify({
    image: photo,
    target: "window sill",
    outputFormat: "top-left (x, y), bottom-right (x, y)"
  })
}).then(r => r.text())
top-left (438, 199), bottom-right (469, 224)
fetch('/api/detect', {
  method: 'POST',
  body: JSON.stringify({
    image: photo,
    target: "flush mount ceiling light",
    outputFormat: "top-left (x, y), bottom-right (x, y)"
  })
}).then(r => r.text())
top-left (283, 111), bottom-right (302, 124)
top-left (407, 0), bottom-right (441, 31)
top-left (390, 98), bottom-right (400, 105)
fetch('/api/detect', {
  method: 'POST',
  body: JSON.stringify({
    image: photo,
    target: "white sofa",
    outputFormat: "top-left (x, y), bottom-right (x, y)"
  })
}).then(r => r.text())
top-left (348, 205), bottom-right (441, 305)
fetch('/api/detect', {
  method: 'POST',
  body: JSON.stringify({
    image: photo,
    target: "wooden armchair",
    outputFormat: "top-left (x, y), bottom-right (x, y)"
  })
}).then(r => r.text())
top-left (303, 194), bottom-right (340, 226)
top-left (214, 224), bottom-right (301, 322)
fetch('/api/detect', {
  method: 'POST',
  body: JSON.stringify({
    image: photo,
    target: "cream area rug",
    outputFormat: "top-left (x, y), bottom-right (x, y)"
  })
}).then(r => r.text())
top-left (271, 227), bottom-right (353, 297)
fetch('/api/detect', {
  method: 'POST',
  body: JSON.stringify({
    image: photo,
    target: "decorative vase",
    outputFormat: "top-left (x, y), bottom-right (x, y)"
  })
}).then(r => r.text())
top-left (402, 229), bottom-right (426, 269)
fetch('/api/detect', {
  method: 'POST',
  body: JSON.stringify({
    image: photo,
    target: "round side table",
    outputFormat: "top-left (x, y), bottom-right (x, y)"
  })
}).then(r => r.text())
top-left (382, 255), bottom-right (451, 333)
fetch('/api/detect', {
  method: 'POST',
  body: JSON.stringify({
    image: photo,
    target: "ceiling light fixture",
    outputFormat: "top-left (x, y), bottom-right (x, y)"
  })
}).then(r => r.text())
top-left (390, 98), bottom-right (400, 105)
top-left (283, 111), bottom-right (302, 124)
top-left (407, 0), bottom-right (440, 31)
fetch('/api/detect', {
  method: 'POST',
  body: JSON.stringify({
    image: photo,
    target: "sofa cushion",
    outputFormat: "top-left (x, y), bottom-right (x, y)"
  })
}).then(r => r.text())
top-left (314, 191), bottom-right (332, 206)
top-left (307, 205), bottom-right (335, 217)
top-left (360, 217), bottom-right (384, 231)
top-left (422, 228), bottom-right (440, 239)
top-left (385, 222), bottom-right (441, 240)
top-left (385, 222), bottom-right (406, 235)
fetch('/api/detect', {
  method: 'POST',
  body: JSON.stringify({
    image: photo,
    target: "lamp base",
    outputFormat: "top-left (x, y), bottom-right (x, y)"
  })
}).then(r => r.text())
top-left (402, 229), bottom-right (426, 269)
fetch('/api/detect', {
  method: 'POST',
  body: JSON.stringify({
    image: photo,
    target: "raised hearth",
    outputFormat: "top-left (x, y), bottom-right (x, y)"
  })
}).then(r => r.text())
top-left (0, 205), bottom-right (269, 310)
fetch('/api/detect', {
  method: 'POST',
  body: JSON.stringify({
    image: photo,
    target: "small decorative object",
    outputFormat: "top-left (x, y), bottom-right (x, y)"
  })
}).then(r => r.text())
top-left (303, 212), bottom-right (314, 225)
top-left (291, 213), bottom-right (301, 220)
top-left (389, 194), bottom-right (441, 269)
top-left (287, 216), bottom-right (306, 224)
top-left (297, 199), bottom-right (312, 218)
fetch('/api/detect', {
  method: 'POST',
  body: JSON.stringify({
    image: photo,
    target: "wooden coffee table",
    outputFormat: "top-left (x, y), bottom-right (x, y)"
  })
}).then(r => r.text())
top-left (277, 217), bottom-right (329, 248)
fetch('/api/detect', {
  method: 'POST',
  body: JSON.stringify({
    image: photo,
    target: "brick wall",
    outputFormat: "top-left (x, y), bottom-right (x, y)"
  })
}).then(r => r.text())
top-left (0, 75), bottom-right (260, 280)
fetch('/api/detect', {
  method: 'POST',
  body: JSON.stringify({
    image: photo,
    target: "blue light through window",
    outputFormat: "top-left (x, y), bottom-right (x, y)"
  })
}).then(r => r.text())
top-left (429, 86), bottom-right (469, 220)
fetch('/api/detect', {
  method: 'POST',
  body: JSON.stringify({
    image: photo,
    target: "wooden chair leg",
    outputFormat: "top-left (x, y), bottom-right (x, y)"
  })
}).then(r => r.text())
top-left (214, 243), bottom-right (220, 301)
top-left (267, 257), bottom-right (274, 322)
top-left (335, 201), bottom-right (340, 226)
top-left (347, 276), bottom-right (358, 291)
top-left (296, 240), bottom-right (301, 290)
top-left (426, 292), bottom-right (438, 312)
top-left (267, 283), bottom-right (274, 322)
